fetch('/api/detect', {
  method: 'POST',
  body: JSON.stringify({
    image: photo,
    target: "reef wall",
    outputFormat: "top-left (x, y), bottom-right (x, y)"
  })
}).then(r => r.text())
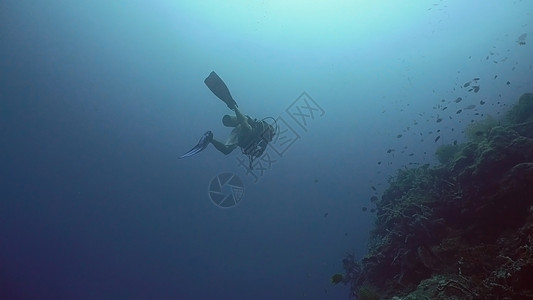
top-left (344, 93), bottom-right (533, 299)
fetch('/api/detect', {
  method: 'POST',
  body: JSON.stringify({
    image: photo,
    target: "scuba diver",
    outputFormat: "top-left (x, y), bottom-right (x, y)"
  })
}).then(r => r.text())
top-left (179, 71), bottom-right (276, 169)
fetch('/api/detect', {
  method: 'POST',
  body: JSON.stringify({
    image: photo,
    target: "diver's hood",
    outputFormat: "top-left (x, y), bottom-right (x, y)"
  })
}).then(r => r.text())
top-left (222, 115), bottom-right (239, 127)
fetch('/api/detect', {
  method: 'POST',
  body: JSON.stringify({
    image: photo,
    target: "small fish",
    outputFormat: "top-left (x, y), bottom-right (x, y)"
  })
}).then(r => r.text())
top-left (480, 100), bottom-right (486, 105)
top-left (456, 109), bottom-right (462, 114)
top-left (377, 161), bottom-right (382, 165)
top-left (473, 86), bottom-right (480, 93)
top-left (463, 82), bottom-right (471, 88)
top-left (494, 75), bottom-right (498, 79)
top-left (434, 136), bottom-right (441, 142)
top-left (442, 107), bottom-right (448, 111)
top-left (453, 140), bottom-right (458, 145)
top-left (464, 104), bottom-right (476, 110)
top-left (397, 134), bottom-right (403, 138)
top-left (387, 149), bottom-right (394, 153)
top-left (370, 196), bottom-right (378, 202)
top-left (362, 206), bottom-right (368, 212)
top-left (454, 97), bottom-right (463, 103)
top-left (324, 212), bottom-right (328, 217)
top-left (436, 118), bottom-right (443, 123)
top-left (507, 81), bottom-right (511, 86)
top-left (371, 186), bottom-right (376, 191)
top-left (473, 77), bottom-right (480, 81)
top-left (517, 33), bottom-right (527, 45)
top-left (331, 274), bottom-right (344, 284)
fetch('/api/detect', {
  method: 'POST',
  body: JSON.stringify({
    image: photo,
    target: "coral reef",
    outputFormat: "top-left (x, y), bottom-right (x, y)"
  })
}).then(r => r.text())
top-left (464, 115), bottom-right (499, 143)
top-left (340, 93), bottom-right (533, 299)
top-left (435, 144), bottom-right (460, 165)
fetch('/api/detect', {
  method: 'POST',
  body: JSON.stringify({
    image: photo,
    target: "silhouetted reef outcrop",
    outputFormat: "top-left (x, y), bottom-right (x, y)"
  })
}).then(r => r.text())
top-left (341, 93), bottom-right (533, 299)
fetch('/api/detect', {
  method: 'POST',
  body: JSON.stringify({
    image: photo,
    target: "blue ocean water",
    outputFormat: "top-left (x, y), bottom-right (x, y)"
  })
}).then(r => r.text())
top-left (1, 1), bottom-right (532, 299)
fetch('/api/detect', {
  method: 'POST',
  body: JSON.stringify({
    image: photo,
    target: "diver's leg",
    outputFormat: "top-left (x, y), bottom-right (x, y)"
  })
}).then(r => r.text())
top-left (233, 107), bottom-right (252, 135)
top-left (210, 138), bottom-right (237, 155)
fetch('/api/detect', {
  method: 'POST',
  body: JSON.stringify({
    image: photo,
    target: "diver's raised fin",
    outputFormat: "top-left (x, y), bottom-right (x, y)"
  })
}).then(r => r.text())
top-left (179, 131), bottom-right (213, 159)
top-left (204, 71), bottom-right (238, 110)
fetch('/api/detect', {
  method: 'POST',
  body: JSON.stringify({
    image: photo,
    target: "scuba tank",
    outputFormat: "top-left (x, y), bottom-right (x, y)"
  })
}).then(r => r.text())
top-left (241, 117), bottom-right (277, 169)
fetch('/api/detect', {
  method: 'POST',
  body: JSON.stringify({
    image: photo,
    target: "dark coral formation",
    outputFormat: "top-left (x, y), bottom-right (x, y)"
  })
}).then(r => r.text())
top-left (344, 93), bottom-right (533, 299)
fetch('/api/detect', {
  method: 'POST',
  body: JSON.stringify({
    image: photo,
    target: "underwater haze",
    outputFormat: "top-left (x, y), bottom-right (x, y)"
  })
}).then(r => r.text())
top-left (1, 0), bottom-right (532, 299)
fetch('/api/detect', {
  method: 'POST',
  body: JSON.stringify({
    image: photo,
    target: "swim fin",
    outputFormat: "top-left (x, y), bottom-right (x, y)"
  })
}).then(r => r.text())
top-left (179, 131), bottom-right (213, 159)
top-left (204, 71), bottom-right (238, 110)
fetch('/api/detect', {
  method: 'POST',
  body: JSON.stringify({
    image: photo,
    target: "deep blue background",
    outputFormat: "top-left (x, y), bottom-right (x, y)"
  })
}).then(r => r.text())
top-left (1, 1), bottom-right (532, 299)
